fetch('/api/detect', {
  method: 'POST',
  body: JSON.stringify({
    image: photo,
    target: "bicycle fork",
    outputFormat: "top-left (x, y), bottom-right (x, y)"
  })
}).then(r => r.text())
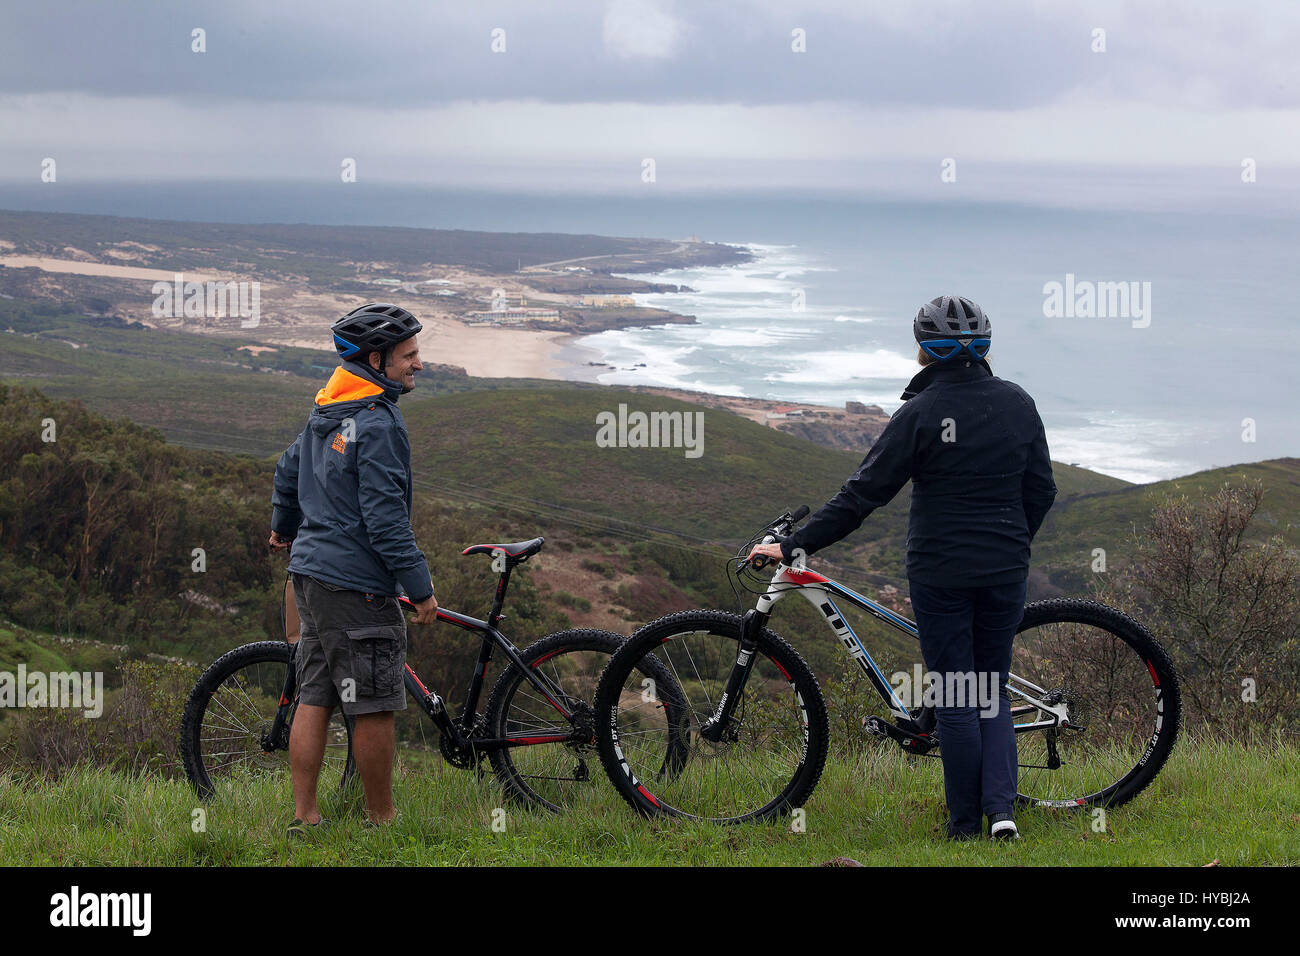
top-left (261, 643), bottom-right (299, 753)
top-left (699, 609), bottom-right (766, 743)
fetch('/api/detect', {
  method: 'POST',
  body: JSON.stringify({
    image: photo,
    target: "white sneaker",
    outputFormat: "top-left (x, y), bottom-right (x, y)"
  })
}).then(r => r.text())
top-left (989, 812), bottom-right (1020, 840)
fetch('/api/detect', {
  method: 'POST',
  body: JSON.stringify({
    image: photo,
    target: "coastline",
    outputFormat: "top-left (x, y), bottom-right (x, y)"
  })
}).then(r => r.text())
top-left (548, 333), bottom-right (609, 383)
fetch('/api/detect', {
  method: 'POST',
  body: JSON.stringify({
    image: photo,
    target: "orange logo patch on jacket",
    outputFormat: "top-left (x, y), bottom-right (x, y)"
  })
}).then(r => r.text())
top-left (331, 432), bottom-right (348, 455)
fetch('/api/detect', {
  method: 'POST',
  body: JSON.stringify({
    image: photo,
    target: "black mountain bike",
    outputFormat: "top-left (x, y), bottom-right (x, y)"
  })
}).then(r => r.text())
top-left (180, 536), bottom-right (686, 813)
top-left (594, 507), bottom-right (1182, 822)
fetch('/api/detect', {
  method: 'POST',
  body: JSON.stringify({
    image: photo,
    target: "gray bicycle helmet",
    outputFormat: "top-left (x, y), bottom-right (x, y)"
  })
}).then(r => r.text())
top-left (913, 295), bottom-right (991, 362)
top-left (331, 303), bottom-right (423, 364)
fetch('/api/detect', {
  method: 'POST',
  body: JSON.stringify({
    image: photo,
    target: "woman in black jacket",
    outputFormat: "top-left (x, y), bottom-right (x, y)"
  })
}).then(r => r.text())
top-left (749, 295), bottom-right (1056, 840)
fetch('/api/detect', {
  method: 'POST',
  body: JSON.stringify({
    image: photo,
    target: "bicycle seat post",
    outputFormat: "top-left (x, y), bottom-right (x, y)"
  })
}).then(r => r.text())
top-left (488, 559), bottom-right (512, 630)
top-left (460, 537), bottom-right (544, 630)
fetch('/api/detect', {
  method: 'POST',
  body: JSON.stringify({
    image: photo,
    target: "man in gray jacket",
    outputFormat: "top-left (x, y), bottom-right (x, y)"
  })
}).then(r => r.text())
top-left (269, 303), bottom-right (438, 833)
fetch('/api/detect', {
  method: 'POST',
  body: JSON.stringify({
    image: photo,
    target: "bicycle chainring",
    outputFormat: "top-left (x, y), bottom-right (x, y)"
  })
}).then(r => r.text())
top-left (439, 714), bottom-right (489, 769)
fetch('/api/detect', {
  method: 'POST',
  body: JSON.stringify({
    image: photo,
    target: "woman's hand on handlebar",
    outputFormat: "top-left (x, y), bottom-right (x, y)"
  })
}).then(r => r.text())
top-left (746, 542), bottom-right (785, 569)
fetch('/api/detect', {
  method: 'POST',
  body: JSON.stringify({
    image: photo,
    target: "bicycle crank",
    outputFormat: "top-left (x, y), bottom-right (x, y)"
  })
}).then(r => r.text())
top-left (863, 715), bottom-right (939, 754)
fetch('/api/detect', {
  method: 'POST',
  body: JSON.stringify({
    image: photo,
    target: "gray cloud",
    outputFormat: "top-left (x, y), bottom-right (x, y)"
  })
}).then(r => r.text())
top-left (2, 1), bottom-right (1297, 201)
top-left (1, 0), bottom-right (1296, 110)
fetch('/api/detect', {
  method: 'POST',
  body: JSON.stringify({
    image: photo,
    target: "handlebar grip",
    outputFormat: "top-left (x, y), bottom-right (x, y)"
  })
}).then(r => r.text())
top-left (791, 505), bottom-right (810, 523)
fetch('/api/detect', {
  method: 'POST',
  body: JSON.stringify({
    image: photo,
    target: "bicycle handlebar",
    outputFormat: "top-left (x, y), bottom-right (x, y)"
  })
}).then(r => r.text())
top-left (740, 505), bottom-right (810, 572)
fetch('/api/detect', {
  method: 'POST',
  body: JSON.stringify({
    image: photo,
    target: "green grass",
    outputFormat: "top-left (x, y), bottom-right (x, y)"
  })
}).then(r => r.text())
top-left (0, 626), bottom-right (72, 674)
top-left (2, 735), bottom-right (1295, 866)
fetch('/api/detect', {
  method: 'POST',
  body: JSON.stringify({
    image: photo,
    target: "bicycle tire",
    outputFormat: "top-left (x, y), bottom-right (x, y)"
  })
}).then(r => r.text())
top-left (594, 610), bottom-right (829, 823)
top-left (1012, 599), bottom-right (1181, 809)
top-left (180, 641), bottom-right (356, 799)
top-left (485, 628), bottom-right (688, 813)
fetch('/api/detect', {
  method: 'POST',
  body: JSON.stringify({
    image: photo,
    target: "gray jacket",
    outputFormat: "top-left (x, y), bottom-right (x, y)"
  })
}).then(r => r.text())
top-left (271, 360), bottom-right (433, 601)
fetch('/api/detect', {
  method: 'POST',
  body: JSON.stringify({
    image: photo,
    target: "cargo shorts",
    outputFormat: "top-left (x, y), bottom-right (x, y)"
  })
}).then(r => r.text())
top-left (291, 572), bottom-right (407, 716)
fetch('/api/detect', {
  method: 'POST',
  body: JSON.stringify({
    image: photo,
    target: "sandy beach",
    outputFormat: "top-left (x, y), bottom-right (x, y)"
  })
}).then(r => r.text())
top-left (0, 250), bottom-right (642, 382)
top-left (0, 255), bottom-right (219, 284)
top-left (276, 315), bottom-right (606, 381)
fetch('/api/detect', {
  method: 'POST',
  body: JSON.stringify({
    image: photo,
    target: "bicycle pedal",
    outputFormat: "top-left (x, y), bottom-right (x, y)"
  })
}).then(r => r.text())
top-left (862, 716), bottom-right (890, 740)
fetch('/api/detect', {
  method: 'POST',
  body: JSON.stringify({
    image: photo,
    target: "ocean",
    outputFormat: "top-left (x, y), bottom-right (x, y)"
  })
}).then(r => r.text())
top-left (1, 180), bottom-right (1296, 483)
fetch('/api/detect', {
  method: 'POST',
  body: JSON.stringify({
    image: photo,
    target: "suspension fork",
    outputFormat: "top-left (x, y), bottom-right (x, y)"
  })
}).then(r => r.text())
top-left (698, 608), bottom-right (768, 742)
top-left (261, 642), bottom-right (299, 752)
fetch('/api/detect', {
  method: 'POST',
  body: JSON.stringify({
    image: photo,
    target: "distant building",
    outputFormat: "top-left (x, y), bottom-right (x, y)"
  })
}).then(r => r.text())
top-left (580, 294), bottom-right (636, 308)
top-left (466, 308), bottom-right (561, 325)
top-left (768, 406), bottom-right (803, 418)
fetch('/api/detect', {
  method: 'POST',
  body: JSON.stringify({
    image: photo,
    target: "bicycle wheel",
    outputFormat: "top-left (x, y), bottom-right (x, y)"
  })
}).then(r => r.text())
top-left (181, 641), bottom-right (355, 799)
top-left (485, 629), bottom-right (688, 813)
top-left (1009, 599), bottom-right (1181, 809)
top-left (594, 610), bottom-right (829, 823)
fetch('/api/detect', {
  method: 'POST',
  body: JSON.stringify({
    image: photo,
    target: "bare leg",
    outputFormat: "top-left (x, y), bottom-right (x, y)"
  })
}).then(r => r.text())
top-left (290, 703), bottom-right (332, 823)
top-left (353, 711), bottom-right (397, 822)
top-left (284, 577), bottom-right (301, 645)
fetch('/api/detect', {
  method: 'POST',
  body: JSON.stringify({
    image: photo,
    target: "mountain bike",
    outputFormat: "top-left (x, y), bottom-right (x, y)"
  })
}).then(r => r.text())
top-left (180, 536), bottom-right (687, 813)
top-left (593, 507), bottom-right (1182, 822)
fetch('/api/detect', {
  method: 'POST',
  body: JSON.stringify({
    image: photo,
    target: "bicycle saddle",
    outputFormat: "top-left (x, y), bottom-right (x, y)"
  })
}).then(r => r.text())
top-left (461, 537), bottom-right (545, 562)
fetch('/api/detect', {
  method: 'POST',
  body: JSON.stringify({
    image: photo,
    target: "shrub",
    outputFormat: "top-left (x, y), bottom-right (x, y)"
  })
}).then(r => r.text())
top-left (1091, 479), bottom-right (1300, 736)
top-left (1, 658), bottom-right (199, 778)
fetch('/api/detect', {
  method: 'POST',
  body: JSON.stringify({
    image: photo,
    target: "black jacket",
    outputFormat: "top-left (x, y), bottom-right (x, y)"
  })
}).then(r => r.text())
top-left (781, 358), bottom-right (1057, 587)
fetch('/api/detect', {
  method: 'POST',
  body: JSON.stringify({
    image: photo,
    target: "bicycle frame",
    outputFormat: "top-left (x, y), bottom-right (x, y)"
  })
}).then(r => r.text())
top-left (396, 602), bottom-right (585, 752)
top-left (701, 561), bottom-right (1072, 747)
top-left (263, 567), bottom-right (588, 758)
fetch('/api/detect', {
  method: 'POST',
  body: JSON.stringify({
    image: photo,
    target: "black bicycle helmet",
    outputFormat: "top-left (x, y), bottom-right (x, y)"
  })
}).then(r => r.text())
top-left (913, 295), bottom-right (991, 362)
top-left (331, 303), bottom-right (423, 363)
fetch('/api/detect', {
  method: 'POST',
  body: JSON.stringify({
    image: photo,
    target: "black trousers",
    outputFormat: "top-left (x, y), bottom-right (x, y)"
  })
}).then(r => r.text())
top-left (909, 577), bottom-right (1027, 837)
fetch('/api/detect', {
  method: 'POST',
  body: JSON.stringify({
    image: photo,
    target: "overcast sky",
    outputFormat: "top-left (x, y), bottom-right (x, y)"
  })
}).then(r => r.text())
top-left (2, 0), bottom-right (1298, 201)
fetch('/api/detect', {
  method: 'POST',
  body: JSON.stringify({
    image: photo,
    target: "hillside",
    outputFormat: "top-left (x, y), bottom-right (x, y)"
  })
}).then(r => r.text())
top-left (0, 208), bottom-right (749, 278)
top-left (4, 298), bottom-right (1299, 682)
top-left (0, 301), bottom-right (1138, 567)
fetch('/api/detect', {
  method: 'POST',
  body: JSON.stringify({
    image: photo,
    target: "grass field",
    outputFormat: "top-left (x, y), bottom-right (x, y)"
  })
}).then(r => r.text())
top-left (2, 735), bottom-right (1296, 866)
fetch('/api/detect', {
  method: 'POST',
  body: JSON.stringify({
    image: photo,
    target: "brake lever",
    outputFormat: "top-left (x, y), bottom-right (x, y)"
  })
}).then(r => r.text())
top-left (744, 531), bottom-right (787, 572)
